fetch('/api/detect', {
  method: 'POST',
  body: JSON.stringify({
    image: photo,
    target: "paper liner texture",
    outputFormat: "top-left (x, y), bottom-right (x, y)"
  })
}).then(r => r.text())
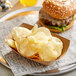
top-left (0, 14), bottom-right (76, 76)
top-left (6, 23), bottom-right (70, 65)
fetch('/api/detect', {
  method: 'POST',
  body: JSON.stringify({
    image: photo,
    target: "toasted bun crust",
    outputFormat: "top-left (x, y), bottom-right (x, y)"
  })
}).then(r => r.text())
top-left (39, 19), bottom-right (74, 33)
top-left (43, 0), bottom-right (76, 19)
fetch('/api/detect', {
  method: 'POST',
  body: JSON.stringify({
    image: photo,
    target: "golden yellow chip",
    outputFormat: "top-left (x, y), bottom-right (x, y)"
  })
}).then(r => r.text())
top-left (32, 24), bottom-right (38, 33)
top-left (12, 27), bottom-right (31, 42)
top-left (38, 37), bottom-right (63, 61)
top-left (18, 38), bottom-right (38, 57)
top-left (33, 27), bottom-right (52, 38)
top-left (5, 39), bottom-right (16, 49)
top-left (31, 32), bottom-right (50, 43)
top-left (29, 53), bottom-right (40, 60)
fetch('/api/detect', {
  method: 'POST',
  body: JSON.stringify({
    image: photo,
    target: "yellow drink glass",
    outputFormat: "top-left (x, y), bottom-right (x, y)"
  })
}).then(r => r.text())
top-left (20, 0), bottom-right (38, 6)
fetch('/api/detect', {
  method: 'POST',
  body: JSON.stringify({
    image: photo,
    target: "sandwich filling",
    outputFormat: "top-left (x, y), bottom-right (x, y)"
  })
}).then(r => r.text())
top-left (39, 9), bottom-right (74, 32)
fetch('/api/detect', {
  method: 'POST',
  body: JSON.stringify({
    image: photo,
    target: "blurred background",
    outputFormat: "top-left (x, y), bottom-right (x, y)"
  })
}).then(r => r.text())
top-left (0, 0), bottom-right (44, 18)
top-left (9, 0), bottom-right (44, 6)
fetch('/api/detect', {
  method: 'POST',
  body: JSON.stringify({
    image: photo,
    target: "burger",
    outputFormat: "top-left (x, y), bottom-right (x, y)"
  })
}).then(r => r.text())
top-left (39, 0), bottom-right (76, 32)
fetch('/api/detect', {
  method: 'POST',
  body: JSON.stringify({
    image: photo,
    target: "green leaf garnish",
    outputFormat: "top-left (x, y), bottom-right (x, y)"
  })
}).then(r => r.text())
top-left (46, 25), bottom-right (68, 32)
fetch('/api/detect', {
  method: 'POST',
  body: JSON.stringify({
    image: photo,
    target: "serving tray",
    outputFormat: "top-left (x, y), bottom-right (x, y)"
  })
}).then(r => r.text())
top-left (0, 7), bottom-right (76, 76)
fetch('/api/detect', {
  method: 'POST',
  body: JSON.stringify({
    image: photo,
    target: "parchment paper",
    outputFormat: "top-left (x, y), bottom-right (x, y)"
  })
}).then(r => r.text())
top-left (0, 14), bottom-right (76, 76)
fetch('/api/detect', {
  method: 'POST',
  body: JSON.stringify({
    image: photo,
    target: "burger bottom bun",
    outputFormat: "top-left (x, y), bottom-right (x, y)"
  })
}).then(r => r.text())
top-left (39, 19), bottom-right (74, 33)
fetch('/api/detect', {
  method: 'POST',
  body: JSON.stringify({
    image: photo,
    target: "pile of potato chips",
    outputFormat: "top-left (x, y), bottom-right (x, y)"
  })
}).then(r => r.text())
top-left (6, 24), bottom-right (63, 61)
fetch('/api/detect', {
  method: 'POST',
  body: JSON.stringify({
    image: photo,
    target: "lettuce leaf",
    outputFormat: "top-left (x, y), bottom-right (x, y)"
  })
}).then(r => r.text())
top-left (46, 25), bottom-right (68, 32)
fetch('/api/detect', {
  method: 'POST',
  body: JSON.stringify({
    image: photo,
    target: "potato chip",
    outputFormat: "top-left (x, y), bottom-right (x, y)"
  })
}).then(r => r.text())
top-left (52, 37), bottom-right (63, 56)
top-left (31, 32), bottom-right (50, 43)
top-left (38, 37), bottom-right (63, 61)
top-left (32, 24), bottom-right (38, 33)
top-left (29, 53), bottom-right (40, 60)
top-left (74, 15), bottom-right (76, 20)
top-left (18, 38), bottom-right (38, 57)
top-left (5, 39), bottom-right (16, 49)
top-left (14, 41), bottom-right (20, 52)
top-left (12, 27), bottom-right (31, 42)
top-left (32, 26), bottom-right (52, 38)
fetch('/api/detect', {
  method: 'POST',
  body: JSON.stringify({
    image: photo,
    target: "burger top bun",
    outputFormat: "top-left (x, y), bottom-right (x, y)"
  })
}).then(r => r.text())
top-left (43, 0), bottom-right (76, 19)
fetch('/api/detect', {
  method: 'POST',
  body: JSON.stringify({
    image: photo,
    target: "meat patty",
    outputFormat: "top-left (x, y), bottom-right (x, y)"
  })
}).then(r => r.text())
top-left (39, 8), bottom-right (74, 27)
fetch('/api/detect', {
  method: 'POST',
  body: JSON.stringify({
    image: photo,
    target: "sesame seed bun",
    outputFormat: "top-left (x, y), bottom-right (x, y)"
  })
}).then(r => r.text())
top-left (39, 19), bottom-right (74, 33)
top-left (43, 0), bottom-right (76, 19)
